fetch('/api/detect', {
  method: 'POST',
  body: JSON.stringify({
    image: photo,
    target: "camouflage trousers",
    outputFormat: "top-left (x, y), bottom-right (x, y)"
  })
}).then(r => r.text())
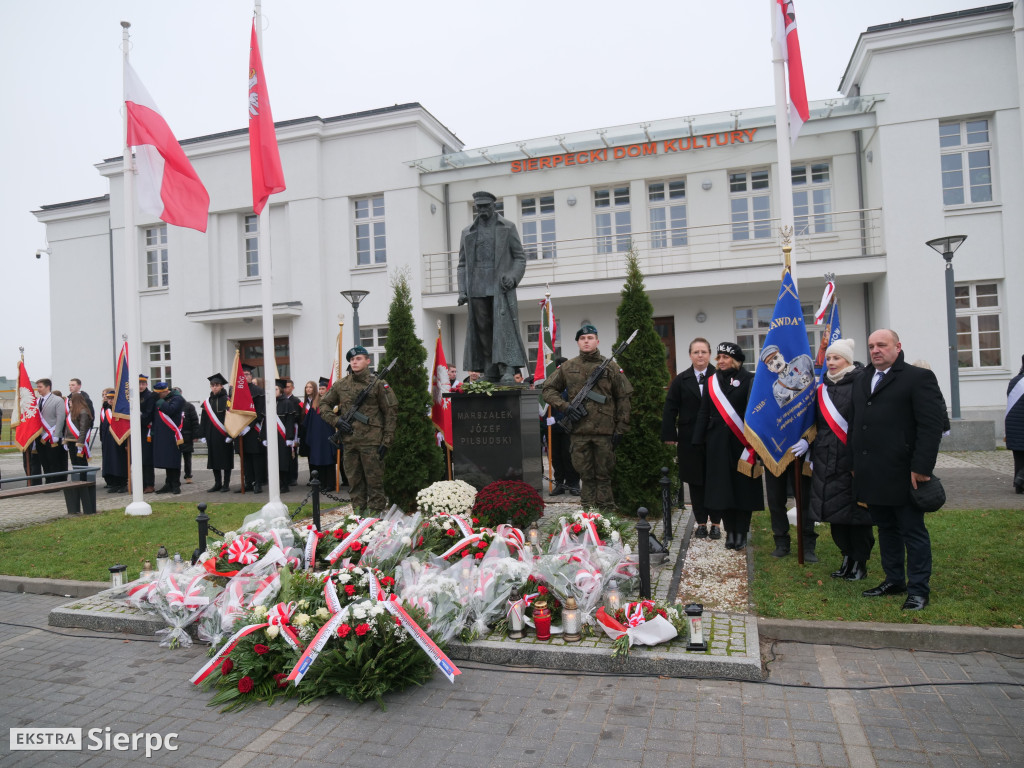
top-left (570, 435), bottom-right (617, 512)
top-left (343, 445), bottom-right (386, 512)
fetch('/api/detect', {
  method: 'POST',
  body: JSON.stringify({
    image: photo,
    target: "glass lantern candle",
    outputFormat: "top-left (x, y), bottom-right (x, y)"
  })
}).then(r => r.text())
top-left (108, 564), bottom-right (127, 589)
top-left (533, 599), bottom-right (551, 641)
top-left (562, 597), bottom-right (581, 642)
top-left (684, 603), bottom-right (707, 651)
top-left (507, 586), bottom-right (525, 640)
top-left (604, 584), bottom-right (622, 615)
top-left (155, 545), bottom-right (169, 575)
top-left (527, 521), bottom-right (541, 551)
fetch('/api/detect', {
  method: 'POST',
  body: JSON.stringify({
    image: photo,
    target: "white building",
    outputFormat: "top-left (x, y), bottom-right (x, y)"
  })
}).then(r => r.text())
top-left (35, 3), bottom-right (1022, 442)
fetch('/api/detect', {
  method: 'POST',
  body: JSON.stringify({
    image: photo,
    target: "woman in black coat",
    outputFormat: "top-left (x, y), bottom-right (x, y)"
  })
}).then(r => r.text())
top-left (693, 342), bottom-right (764, 550)
top-left (1006, 354), bottom-right (1024, 493)
top-left (98, 388), bottom-right (127, 492)
top-left (273, 380), bottom-right (299, 492)
top-left (809, 339), bottom-right (873, 580)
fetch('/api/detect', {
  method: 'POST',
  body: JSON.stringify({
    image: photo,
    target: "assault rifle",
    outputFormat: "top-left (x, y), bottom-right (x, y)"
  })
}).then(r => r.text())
top-left (556, 329), bottom-right (637, 434)
top-left (328, 356), bottom-right (399, 447)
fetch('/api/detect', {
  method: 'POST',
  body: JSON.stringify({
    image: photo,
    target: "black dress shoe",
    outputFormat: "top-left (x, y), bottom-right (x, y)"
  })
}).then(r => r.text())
top-left (708, 525), bottom-right (722, 540)
top-left (694, 524), bottom-right (708, 539)
top-left (234, 485), bottom-right (253, 494)
top-left (550, 484), bottom-right (565, 496)
top-left (207, 484), bottom-right (222, 493)
top-left (735, 532), bottom-right (748, 550)
top-left (844, 561), bottom-right (868, 581)
top-left (862, 580), bottom-right (907, 597)
top-left (724, 531), bottom-right (737, 549)
top-left (901, 595), bottom-right (929, 611)
top-left (253, 483), bottom-right (263, 493)
top-left (830, 556), bottom-right (851, 579)
top-left (220, 484), bottom-right (231, 493)
top-left (154, 485), bottom-right (172, 494)
top-left (569, 486), bottom-right (580, 496)
top-left (171, 486), bottom-right (181, 495)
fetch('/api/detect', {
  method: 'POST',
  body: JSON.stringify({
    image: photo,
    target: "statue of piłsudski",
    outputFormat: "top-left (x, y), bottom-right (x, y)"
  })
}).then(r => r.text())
top-left (457, 191), bottom-right (528, 384)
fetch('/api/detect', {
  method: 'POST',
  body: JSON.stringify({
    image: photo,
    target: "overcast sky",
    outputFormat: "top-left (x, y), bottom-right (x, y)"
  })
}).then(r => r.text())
top-left (0, 0), bottom-right (979, 379)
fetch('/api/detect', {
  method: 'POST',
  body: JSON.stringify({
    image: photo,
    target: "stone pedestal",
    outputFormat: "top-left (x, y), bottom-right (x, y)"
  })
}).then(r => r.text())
top-left (447, 389), bottom-right (542, 492)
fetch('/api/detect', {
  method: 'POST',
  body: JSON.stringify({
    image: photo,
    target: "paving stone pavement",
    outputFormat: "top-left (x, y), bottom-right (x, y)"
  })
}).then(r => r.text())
top-left (2, 591), bottom-right (1023, 768)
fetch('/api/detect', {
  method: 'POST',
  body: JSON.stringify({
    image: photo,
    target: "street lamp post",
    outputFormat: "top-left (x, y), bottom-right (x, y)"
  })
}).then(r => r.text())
top-left (925, 235), bottom-right (967, 420)
top-left (340, 290), bottom-right (370, 353)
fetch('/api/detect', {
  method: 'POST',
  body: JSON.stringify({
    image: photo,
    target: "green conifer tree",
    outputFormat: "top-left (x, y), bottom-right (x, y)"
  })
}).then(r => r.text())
top-left (381, 269), bottom-right (444, 509)
top-left (612, 245), bottom-right (675, 515)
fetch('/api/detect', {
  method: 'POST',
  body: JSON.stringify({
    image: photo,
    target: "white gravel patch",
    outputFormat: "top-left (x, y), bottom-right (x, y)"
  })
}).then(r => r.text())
top-left (675, 531), bottom-right (750, 613)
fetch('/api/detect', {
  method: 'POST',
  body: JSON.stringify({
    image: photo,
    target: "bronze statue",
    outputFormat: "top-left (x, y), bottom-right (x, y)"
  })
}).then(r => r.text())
top-left (457, 191), bottom-right (527, 384)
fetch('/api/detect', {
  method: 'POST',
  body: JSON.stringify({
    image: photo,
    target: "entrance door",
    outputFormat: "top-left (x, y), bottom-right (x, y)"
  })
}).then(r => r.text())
top-left (653, 317), bottom-right (676, 377)
top-left (238, 337), bottom-right (290, 382)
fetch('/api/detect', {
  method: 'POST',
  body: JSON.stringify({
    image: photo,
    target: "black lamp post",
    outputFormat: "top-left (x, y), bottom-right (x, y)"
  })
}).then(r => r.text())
top-left (925, 235), bottom-right (967, 420)
top-left (340, 290), bottom-right (370, 353)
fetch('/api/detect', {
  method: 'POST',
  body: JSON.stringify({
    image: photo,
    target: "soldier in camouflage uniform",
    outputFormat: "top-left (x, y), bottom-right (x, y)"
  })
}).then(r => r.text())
top-left (319, 346), bottom-right (398, 512)
top-left (542, 325), bottom-right (633, 512)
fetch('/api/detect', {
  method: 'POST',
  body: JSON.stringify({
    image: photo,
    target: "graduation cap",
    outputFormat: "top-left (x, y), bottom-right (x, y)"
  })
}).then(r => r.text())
top-left (208, 373), bottom-right (228, 385)
top-left (318, 377), bottom-right (330, 387)
top-left (274, 378), bottom-right (289, 389)
top-left (240, 363), bottom-right (256, 373)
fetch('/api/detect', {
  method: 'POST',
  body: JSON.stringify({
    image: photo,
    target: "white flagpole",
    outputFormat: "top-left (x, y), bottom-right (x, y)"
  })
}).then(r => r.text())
top-left (254, 1), bottom-right (285, 516)
top-left (771, 0), bottom-right (797, 278)
top-left (121, 20), bottom-right (152, 516)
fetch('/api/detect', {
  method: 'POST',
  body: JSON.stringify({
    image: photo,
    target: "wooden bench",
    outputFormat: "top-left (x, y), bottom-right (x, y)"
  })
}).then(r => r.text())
top-left (0, 468), bottom-right (99, 515)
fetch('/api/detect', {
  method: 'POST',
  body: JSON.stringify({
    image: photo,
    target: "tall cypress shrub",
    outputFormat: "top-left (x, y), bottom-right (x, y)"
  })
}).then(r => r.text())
top-left (612, 245), bottom-right (674, 515)
top-left (381, 269), bottom-right (444, 510)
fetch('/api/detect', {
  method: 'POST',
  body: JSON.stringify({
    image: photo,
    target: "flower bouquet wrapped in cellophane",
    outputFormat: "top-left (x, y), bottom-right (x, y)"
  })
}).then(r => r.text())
top-left (393, 557), bottom-right (470, 644)
top-left (196, 547), bottom-right (285, 645)
top-left (149, 565), bottom-right (223, 649)
top-left (357, 507), bottom-right (421, 574)
top-left (466, 536), bottom-right (532, 639)
top-left (595, 599), bottom-right (685, 658)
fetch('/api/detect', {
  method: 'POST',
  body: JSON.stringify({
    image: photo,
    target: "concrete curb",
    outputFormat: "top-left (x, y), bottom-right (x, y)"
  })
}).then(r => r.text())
top-left (0, 574), bottom-right (107, 598)
top-left (758, 617), bottom-right (1024, 655)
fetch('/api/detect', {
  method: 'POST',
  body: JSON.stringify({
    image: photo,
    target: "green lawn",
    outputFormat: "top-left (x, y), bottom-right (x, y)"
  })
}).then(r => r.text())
top-left (749, 508), bottom-right (1024, 628)
top-left (0, 503), bottom-right (264, 582)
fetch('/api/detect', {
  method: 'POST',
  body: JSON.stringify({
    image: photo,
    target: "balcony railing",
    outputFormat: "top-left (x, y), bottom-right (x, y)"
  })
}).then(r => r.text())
top-left (421, 208), bottom-right (882, 295)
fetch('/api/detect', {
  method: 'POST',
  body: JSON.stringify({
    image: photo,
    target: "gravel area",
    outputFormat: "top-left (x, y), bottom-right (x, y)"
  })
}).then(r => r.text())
top-left (675, 531), bottom-right (751, 613)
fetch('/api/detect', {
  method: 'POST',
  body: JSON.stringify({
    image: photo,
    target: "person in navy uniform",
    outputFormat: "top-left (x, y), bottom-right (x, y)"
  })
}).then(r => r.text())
top-left (152, 381), bottom-right (185, 494)
top-left (200, 373), bottom-right (234, 493)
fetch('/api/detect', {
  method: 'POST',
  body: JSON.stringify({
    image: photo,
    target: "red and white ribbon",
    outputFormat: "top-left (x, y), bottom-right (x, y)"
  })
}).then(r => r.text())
top-left (157, 409), bottom-right (184, 445)
top-left (814, 280), bottom-right (835, 324)
top-left (441, 533), bottom-right (485, 560)
top-left (325, 518), bottom-right (379, 564)
top-left (227, 538), bottom-right (259, 566)
top-left (595, 606), bottom-right (677, 648)
top-left (816, 383), bottom-right (848, 445)
top-left (202, 398), bottom-right (228, 437)
top-left (709, 373), bottom-right (756, 468)
top-left (439, 513), bottom-right (474, 538)
top-left (190, 601), bottom-right (301, 686)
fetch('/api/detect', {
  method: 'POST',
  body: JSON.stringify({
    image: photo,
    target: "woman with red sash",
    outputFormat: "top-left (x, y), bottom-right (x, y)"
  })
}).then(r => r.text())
top-left (693, 342), bottom-right (763, 550)
top-left (200, 373), bottom-right (234, 493)
top-left (809, 338), bottom-right (873, 581)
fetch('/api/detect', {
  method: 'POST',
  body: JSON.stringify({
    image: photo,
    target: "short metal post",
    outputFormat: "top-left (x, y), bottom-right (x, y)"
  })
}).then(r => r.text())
top-left (310, 470), bottom-right (321, 532)
top-left (192, 503), bottom-right (208, 565)
top-left (660, 466), bottom-right (673, 541)
top-left (636, 507), bottom-right (651, 599)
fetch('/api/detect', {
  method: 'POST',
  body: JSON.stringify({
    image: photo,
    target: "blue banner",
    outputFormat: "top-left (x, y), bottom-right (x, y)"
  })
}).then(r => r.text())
top-left (743, 270), bottom-right (817, 475)
top-left (816, 297), bottom-right (842, 384)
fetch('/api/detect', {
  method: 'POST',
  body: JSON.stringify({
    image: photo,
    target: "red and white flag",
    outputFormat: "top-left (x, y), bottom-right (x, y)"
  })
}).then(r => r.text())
top-left (773, 0), bottom-right (809, 144)
top-left (125, 62), bottom-right (210, 232)
top-left (532, 296), bottom-right (557, 385)
top-left (248, 20), bottom-right (286, 215)
top-left (430, 330), bottom-right (453, 449)
top-left (13, 360), bottom-right (42, 451)
top-left (224, 350), bottom-right (257, 438)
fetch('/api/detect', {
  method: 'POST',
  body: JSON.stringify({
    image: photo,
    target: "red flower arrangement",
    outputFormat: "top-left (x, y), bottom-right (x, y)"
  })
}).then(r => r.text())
top-left (471, 480), bottom-right (545, 529)
top-left (237, 676), bottom-right (254, 693)
top-left (221, 658), bottom-right (233, 674)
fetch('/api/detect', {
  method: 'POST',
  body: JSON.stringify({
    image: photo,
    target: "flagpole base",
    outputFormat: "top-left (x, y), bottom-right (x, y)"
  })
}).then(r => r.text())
top-left (125, 501), bottom-right (153, 516)
top-left (260, 498), bottom-right (288, 518)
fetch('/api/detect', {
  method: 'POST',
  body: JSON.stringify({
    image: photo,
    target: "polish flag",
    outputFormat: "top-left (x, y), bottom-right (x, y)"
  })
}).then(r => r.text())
top-left (125, 62), bottom-right (210, 232)
top-left (430, 330), bottom-right (453, 449)
top-left (13, 360), bottom-right (43, 451)
top-left (249, 20), bottom-right (286, 215)
top-left (773, 0), bottom-right (809, 144)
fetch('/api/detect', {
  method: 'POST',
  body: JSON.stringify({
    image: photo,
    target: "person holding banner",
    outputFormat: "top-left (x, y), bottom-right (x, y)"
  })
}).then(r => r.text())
top-left (1005, 354), bottom-right (1024, 493)
top-left (852, 329), bottom-right (945, 611)
top-left (152, 381), bottom-right (185, 495)
top-left (693, 342), bottom-right (763, 550)
top-left (138, 375), bottom-right (157, 493)
top-left (272, 379), bottom-right (300, 492)
top-left (99, 388), bottom-right (127, 492)
top-left (809, 339), bottom-right (873, 580)
top-left (200, 373), bottom-right (234, 493)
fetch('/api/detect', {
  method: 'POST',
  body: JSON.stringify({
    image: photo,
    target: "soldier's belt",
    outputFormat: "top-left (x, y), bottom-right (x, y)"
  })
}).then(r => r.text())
top-left (585, 391), bottom-right (607, 404)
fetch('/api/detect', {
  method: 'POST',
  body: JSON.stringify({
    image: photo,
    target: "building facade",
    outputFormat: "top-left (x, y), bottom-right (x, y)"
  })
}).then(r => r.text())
top-left (35, 4), bottom-right (1023, 437)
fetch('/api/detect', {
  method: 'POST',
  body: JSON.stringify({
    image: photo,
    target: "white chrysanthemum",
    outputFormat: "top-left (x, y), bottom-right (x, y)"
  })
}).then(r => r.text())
top-left (265, 625), bottom-right (279, 639)
top-left (315, 607), bottom-right (330, 620)
top-left (293, 613), bottom-right (310, 627)
top-left (336, 572), bottom-right (351, 584)
top-left (371, 605), bottom-right (385, 617)
top-left (252, 605), bottom-right (268, 618)
top-left (353, 605), bottom-right (368, 620)
top-left (297, 599), bottom-right (309, 609)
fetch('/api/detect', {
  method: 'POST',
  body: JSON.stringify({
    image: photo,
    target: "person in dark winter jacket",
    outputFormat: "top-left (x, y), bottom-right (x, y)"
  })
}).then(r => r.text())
top-left (809, 339), bottom-right (873, 581)
top-left (152, 382), bottom-right (185, 494)
top-left (179, 393), bottom-right (200, 484)
top-left (1006, 354), bottom-right (1024, 493)
top-left (693, 342), bottom-right (764, 550)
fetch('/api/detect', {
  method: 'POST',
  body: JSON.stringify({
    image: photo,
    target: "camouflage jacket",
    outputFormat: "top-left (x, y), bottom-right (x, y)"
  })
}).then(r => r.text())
top-left (542, 350), bottom-right (633, 436)
top-left (319, 369), bottom-right (397, 448)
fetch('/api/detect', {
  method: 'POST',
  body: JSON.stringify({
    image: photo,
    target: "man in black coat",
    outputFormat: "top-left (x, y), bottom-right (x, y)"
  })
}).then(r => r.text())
top-left (138, 375), bottom-right (157, 492)
top-left (851, 329), bottom-right (945, 610)
top-left (661, 337), bottom-right (719, 538)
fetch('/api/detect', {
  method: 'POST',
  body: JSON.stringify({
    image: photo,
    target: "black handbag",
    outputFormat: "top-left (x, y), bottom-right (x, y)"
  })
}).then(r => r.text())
top-left (910, 475), bottom-right (946, 513)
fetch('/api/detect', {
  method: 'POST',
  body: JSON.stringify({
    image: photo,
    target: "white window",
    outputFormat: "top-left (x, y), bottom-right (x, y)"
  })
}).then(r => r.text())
top-left (955, 282), bottom-right (1002, 368)
top-left (594, 186), bottom-right (631, 253)
top-left (792, 163), bottom-right (833, 235)
top-left (355, 195), bottom-right (387, 265)
top-left (243, 214), bottom-right (259, 278)
top-left (729, 170), bottom-right (771, 241)
top-left (940, 119), bottom-right (993, 206)
top-left (648, 179), bottom-right (687, 248)
top-left (145, 225), bottom-right (168, 288)
top-left (521, 194), bottom-right (556, 260)
top-left (147, 342), bottom-right (172, 387)
top-left (526, 322), bottom-right (561, 370)
top-left (358, 326), bottom-right (389, 370)
top-left (734, 303), bottom-right (819, 372)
